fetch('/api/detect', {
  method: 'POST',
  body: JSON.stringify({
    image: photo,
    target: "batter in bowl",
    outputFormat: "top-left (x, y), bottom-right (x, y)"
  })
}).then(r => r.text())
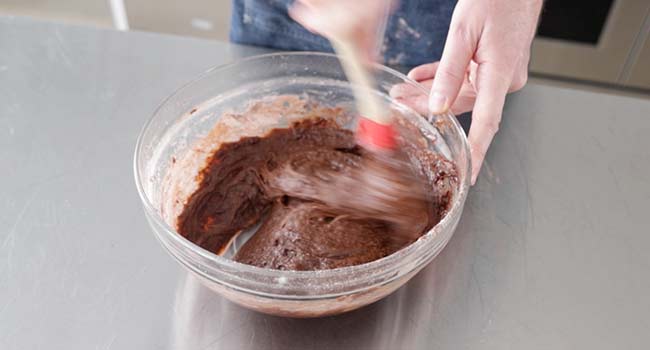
top-left (175, 98), bottom-right (457, 271)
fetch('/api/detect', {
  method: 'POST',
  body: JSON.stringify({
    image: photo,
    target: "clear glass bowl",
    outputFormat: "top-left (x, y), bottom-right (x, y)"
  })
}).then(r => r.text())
top-left (134, 52), bottom-right (470, 317)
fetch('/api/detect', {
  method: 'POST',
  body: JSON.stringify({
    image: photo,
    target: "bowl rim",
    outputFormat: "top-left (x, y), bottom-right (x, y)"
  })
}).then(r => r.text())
top-left (133, 51), bottom-right (471, 297)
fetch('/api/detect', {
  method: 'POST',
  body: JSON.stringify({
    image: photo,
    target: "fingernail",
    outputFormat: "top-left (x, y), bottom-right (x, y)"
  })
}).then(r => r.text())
top-left (429, 92), bottom-right (447, 113)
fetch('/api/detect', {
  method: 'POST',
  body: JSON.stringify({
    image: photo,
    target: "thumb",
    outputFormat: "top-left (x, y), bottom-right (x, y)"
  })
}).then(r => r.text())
top-left (429, 12), bottom-right (478, 113)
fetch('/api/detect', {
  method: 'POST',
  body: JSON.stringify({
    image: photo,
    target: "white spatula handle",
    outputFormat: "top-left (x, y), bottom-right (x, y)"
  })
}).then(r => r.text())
top-left (331, 39), bottom-right (390, 125)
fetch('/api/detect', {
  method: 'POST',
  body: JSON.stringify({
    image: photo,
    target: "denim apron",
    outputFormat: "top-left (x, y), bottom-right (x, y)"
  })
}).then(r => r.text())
top-left (230, 0), bottom-right (456, 68)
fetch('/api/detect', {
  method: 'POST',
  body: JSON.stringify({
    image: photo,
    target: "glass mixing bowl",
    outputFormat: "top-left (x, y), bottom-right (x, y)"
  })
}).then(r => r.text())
top-left (134, 52), bottom-right (470, 317)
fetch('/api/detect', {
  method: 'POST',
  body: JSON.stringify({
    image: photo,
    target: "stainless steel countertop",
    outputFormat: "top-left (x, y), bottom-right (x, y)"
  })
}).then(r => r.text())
top-left (2, 16), bottom-right (650, 349)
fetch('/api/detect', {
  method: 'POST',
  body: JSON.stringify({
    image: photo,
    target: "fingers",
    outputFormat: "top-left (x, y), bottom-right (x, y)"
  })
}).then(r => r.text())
top-left (468, 62), bottom-right (510, 185)
top-left (450, 81), bottom-right (477, 115)
top-left (403, 60), bottom-right (478, 116)
top-left (429, 7), bottom-right (479, 114)
top-left (390, 79), bottom-right (430, 116)
top-left (391, 78), bottom-right (476, 117)
top-left (407, 62), bottom-right (440, 81)
top-left (397, 60), bottom-right (477, 117)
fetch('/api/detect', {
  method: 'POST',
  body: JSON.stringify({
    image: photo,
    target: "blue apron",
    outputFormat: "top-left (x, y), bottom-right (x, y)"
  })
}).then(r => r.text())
top-left (230, 0), bottom-right (456, 68)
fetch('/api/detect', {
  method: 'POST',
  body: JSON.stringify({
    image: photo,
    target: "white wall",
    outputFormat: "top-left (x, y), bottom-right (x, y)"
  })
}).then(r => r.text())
top-left (0, 0), bottom-right (231, 41)
top-left (126, 0), bottom-right (230, 40)
top-left (0, 0), bottom-right (113, 27)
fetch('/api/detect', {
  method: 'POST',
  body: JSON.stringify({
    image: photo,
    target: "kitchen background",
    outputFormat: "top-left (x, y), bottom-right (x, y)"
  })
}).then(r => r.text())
top-left (2, 0), bottom-right (649, 96)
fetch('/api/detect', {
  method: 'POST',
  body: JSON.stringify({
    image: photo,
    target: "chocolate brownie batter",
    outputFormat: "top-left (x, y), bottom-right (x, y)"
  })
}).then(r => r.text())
top-left (234, 200), bottom-right (399, 270)
top-left (177, 109), bottom-right (457, 271)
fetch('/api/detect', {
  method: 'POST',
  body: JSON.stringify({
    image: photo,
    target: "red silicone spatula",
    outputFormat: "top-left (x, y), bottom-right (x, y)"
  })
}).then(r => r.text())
top-left (330, 34), bottom-right (396, 152)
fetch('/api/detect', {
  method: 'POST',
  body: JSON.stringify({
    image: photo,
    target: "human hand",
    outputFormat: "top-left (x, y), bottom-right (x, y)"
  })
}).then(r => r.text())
top-left (289, 0), bottom-right (393, 61)
top-left (399, 0), bottom-right (543, 185)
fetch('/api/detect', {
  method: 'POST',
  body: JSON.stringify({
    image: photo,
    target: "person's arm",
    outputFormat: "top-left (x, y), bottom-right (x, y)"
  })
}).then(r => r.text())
top-left (291, 0), bottom-right (543, 185)
top-left (289, 0), bottom-right (393, 62)
top-left (408, 0), bottom-right (543, 184)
